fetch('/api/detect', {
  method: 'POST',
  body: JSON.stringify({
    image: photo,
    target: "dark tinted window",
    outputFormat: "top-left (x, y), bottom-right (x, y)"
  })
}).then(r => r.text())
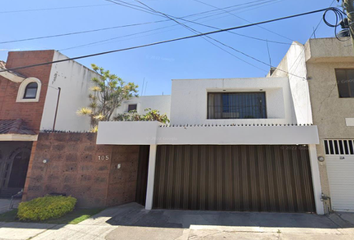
top-left (128, 104), bottom-right (137, 112)
top-left (335, 69), bottom-right (354, 98)
top-left (208, 92), bottom-right (267, 119)
top-left (23, 82), bottom-right (38, 99)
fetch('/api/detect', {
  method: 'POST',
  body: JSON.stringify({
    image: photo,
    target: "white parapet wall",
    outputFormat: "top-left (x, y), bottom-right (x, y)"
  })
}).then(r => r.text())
top-left (97, 121), bottom-right (319, 145)
top-left (97, 121), bottom-right (160, 145)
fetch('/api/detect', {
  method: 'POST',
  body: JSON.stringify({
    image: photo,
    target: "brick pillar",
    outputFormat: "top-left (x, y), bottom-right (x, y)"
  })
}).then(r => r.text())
top-left (22, 141), bottom-right (37, 201)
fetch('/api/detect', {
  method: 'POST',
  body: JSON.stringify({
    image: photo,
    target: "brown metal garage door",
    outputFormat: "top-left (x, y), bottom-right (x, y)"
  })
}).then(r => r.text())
top-left (153, 145), bottom-right (315, 213)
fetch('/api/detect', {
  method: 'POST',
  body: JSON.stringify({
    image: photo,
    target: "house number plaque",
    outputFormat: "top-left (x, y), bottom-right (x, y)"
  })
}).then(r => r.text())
top-left (98, 155), bottom-right (110, 161)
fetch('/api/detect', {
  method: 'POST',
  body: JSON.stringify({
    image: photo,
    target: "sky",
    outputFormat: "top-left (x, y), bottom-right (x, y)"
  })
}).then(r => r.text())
top-left (0, 0), bottom-right (341, 95)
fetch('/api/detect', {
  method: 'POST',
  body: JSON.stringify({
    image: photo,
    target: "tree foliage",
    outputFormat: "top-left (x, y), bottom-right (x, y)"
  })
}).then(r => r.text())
top-left (114, 108), bottom-right (170, 124)
top-left (77, 64), bottom-right (138, 130)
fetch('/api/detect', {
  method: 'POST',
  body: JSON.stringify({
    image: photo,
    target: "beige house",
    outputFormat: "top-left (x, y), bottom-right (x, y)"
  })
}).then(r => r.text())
top-left (270, 37), bottom-right (354, 213)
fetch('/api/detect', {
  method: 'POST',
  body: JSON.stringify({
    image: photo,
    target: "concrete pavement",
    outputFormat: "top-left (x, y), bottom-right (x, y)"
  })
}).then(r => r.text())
top-left (0, 203), bottom-right (353, 240)
top-left (0, 199), bottom-right (20, 214)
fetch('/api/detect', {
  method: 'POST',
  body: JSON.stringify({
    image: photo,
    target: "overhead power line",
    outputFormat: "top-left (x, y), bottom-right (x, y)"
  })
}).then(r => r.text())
top-left (0, 4), bottom-right (111, 14)
top-left (310, 0), bottom-right (337, 39)
top-left (131, 0), bottom-right (298, 76)
top-left (133, 0), bottom-right (268, 72)
top-left (0, 0), bottom-right (284, 45)
top-left (0, 21), bottom-right (165, 44)
top-left (61, 0), bottom-right (292, 51)
top-left (0, 7), bottom-right (337, 75)
top-left (104, 0), bottom-right (162, 17)
top-left (286, 0), bottom-right (338, 78)
top-left (193, 0), bottom-right (293, 42)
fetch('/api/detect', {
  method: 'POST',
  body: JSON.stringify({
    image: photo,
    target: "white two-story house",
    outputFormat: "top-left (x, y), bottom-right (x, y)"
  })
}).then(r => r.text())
top-left (97, 76), bottom-right (323, 215)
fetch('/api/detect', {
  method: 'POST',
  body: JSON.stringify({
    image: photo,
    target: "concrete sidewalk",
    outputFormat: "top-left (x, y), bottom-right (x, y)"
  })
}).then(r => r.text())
top-left (0, 199), bottom-right (20, 214)
top-left (0, 203), bottom-right (353, 240)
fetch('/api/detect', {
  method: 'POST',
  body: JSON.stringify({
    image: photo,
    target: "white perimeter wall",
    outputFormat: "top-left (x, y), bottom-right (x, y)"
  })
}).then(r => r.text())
top-left (40, 51), bottom-right (100, 131)
top-left (269, 42), bottom-right (313, 124)
top-left (97, 121), bottom-right (319, 145)
top-left (115, 95), bottom-right (171, 118)
top-left (170, 77), bottom-right (296, 125)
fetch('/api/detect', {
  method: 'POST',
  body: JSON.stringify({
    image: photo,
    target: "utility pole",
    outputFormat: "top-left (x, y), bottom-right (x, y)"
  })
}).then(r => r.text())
top-left (340, 0), bottom-right (354, 48)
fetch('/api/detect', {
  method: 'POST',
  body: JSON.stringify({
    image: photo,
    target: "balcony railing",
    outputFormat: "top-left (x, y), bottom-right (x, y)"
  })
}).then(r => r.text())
top-left (208, 105), bottom-right (266, 119)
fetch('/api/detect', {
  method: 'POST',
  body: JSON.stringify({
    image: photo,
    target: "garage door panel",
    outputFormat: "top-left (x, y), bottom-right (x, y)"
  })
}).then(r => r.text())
top-left (232, 146), bottom-right (241, 211)
top-left (290, 149), bottom-right (303, 212)
top-left (153, 145), bottom-right (315, 213)
top-left (327, 177), bottom-right (354, 184)
top-left (198, 145), bottom-right (206, 210)
top-left (249, 146), bottom-right (258, 211)
top-left (182, 146), bottom-right (190, 209)
top-left (274, 146), bottom-right (285, 212)
top-left (300, 147), bottom-right (315, 212)
top-left (281, 148), bottom-right (294, 212)
top-left (257, 146), bottom-right (267, 211)
top-left (326, 155), bottom-right (354, 211)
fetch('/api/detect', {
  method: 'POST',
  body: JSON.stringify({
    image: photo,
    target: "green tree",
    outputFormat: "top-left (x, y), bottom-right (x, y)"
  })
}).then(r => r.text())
top-left (78, 64), bottom-right (138, 131)
top-left (114, 108), bottom-right (170, 124)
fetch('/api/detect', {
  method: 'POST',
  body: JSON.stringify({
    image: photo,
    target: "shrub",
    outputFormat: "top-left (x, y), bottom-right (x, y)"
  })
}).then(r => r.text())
top-left (17, 195), bottom-right (77, 221)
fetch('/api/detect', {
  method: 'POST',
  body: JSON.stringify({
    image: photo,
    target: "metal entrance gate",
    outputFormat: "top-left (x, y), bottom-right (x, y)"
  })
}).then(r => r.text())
top-left (153, 145), bottom-right (315, 213)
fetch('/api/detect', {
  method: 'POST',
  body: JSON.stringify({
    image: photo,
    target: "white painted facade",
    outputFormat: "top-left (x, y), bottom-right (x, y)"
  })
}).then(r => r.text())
top-left (98, 122), bottom-right (319, 146)
top-left (39, 52), bottom-right (171, 132)
top-left (97, 75), bottom-right (324, 214)
top-left (268, 42), bottom-right (313, 124)
top-left (40, 51), bottom-right (99, 132)
top-left (170, 77), bottom-right (299, 125)
top-left (115, 95), bottom-right (171, 118)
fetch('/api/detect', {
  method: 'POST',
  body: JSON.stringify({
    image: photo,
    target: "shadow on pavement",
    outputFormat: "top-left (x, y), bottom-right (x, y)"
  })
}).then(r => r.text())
top-left (104, 202), bottom-right (354, 229)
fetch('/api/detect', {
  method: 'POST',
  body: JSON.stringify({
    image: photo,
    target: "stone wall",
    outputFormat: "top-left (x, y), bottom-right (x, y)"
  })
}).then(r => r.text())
top-left (23, 133), bottom-right (141, 208)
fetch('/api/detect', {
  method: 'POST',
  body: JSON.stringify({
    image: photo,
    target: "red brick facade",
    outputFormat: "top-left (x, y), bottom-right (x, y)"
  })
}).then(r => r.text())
top-left (23, 133), bottom-right (142, 208)
top-left (1, 51), bottom-right (145, 208)
top-left (0, 50), bottom-right (54, 132)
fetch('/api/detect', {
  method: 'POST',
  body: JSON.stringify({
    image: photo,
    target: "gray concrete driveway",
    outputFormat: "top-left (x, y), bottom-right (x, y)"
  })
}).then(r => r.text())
top-left (104, 203), bottom-right (354, 240)
top-left (0, 203), bottom-right (353, 240)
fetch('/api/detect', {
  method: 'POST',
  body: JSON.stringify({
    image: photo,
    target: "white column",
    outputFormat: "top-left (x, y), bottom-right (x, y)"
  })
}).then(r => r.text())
top-left (145, 144), bottom-right (157, 210)
top-left (308, 144), bottom-right (325, 215)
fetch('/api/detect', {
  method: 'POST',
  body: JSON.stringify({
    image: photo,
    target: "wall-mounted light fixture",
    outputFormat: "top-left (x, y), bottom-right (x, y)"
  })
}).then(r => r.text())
top-left (117, 163), bottom-right (121, 169)
top-left (318, 156), bottom-right (325, 162)
top-left (43, 159), bottom-right (49, 164)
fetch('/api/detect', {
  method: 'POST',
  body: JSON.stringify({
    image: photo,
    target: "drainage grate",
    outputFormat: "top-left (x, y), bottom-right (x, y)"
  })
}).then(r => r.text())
top-left (324, 139), bottom-right (354, 155)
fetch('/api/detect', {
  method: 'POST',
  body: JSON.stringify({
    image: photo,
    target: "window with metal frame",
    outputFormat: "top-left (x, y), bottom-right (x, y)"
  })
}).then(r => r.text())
top-left (128, 104), bottom-right (137, 112)
top-left (23, 82), bottom-right (38, 99)
top-left (324, 139), bottom-right (354, 155)
top-left (208, 92), bottom-right (267, 119)
top-left (335, 69), bottom-right (354, 98)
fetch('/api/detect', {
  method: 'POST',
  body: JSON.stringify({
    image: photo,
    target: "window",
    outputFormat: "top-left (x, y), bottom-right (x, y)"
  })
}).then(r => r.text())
top-left (208, 92), bottom-right (267, 119)
top-left (335, 69), bottom-right (354, 98)
top-left (16, 77), bottom-right (41, 103)
top-left (128, 104), bottom-right (137, 112)
top-left (324, 140), bottom-right (354, 155)
top-left (23, 82), bottom-right (38, 99)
